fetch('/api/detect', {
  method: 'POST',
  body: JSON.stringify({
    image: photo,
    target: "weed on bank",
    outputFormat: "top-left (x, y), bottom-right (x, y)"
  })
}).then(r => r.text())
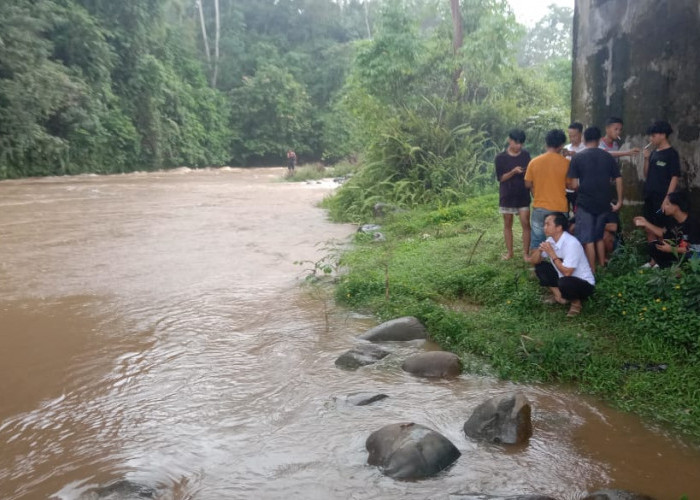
top-left (330, 193), bottom-right (700, 439)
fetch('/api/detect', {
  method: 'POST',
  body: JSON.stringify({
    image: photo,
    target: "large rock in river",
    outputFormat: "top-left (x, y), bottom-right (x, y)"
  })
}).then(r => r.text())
top-left (581, 490), bottom-right (656, 500)
top-left (463, 392), bottom-right (533, 445)
top-left (359, 316), bottom-right (428, 342)
top-left (88, 480), bottom-right (156, 499)
top-left (402, 351), bottom-right (462, 378)
top-left (366, 422), bottom-right (461, 480)
top-left (334, 344), bottom-right (390, 370)
top-left (449, 494), bottom-right (558, 500)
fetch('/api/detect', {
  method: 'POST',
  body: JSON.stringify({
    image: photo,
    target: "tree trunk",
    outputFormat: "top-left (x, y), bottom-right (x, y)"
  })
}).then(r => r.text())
top-left (211, 0), bottom-right (220, 88)
top-left (364, 1), bottom-right (372, 40)
top-left (197, 0), bottom-right (211, 67)
top-left (449, 0), bottom-right (463, 99)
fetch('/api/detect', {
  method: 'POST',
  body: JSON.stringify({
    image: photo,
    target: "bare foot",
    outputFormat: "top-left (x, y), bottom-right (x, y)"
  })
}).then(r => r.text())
top-left (501, 253), bottom-right (513, 260)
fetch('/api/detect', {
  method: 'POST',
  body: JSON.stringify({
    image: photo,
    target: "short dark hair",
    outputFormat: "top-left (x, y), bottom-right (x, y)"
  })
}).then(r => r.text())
top-left (667, 191), bottom-right (689, 213)
top-left (605, 117), bottom-right (623, 126)
top-left (545, 129), bottom-right (567, 148)
top-left (583, 126), bottom-right (602, 142)
top-left (646, 120), bottom-right (673, 137)
top-left (551, 212), bottom-right (569, 231)
top-left (508, 129), bottom-right (526, 144)
top-left (568, 122), bottom-right (583, 132)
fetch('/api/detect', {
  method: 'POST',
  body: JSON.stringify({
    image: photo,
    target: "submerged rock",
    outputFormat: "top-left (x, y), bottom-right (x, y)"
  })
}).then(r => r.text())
top-left (402, 351), bottom-right (462, 378)
top-left (359, 316), bottom-right (428, 342)
top-left (366, 422), bottom-right (461, 480)
top-left (581, 490), bottom-right (656, 500)
top-left (334, 344), bottom-right (390, 370)
top-left (344, 392), bottom-right (389, 406)
top-left (90, 480), bottom-right (156, 499)
top-left (463, 392), bottom-right (533, 445)
top-left (449, 494), bottom-right (558, 500)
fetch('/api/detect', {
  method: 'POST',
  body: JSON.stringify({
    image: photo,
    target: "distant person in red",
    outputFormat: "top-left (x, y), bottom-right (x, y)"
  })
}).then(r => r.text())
top-left (495, 129), bottom-right (531, 260)
top-left (287, 149), bottom-right (297, 173)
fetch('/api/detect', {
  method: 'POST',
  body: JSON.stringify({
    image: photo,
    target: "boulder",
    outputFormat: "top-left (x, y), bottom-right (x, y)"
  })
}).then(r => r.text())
top-left (449, 494), bottom-right (557, 500)
top-left (359, 316), bottom-right (428, 342)
top-left (345, 392), bottom-right (389, 406)
top-left (366, 422), bottom-right (461, 480)
top-left (334, 344), bottom-right (390, 370)
top-left (463, 392), bottom-right (533, 445)
top-left (358, 224), bottom-right (382, 233)
top-left (402, 351), bottom-right (462, 378)
top-left (90, 480), bottom-right (156, 499)
top-left (581, 491), bottom-right (656, 500)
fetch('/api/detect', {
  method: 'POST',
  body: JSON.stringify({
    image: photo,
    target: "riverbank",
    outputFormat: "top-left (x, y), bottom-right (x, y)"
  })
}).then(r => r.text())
top-left (327, 192), bottom-right (700, 440)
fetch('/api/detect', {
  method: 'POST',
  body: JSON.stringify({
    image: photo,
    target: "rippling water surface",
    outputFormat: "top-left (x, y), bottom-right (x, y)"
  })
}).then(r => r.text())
top-left (0, 168), bottom-right (699, 499)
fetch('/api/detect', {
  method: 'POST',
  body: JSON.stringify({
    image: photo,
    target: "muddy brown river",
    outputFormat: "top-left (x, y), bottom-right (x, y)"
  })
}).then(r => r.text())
top-left (0, 168), bottom-right (699, 499)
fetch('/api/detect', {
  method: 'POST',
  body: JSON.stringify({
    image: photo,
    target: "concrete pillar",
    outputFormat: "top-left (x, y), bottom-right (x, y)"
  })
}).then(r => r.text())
top-left (572, 0), bottom-right (700, 208)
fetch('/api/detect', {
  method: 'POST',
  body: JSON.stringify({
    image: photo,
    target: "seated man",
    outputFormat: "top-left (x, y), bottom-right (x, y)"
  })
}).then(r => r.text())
top-left (529, 212), bottom-right (596, 317)
top-left (602, 210), bottom-right (622, 262)
top-left (633, 191), bottom-right (700, 268)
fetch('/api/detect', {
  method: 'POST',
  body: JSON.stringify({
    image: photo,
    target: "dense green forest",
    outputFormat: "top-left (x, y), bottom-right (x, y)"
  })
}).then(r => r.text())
top-left (0, 0), bottom-right (571, 180)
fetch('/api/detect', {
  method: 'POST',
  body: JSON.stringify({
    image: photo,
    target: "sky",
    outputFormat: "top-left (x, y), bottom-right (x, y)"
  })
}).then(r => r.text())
top-left (507, 0), bottom-right (575, 26)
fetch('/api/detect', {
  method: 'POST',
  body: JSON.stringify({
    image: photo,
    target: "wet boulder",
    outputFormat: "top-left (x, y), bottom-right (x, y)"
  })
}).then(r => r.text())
top-left (366, 422), bottom-right (461, 480)
top-left (402, 351), bottom-right (462, 378)
top-left (463, 392), bottom-right (533, 445)
top-left (358, 224), bottom-right (382, 234)
top-left (89, 480), bottom-right (156, 499)
top-left (581, 490), bottom-right (656, 500)
top-left (359, 317), bottom-right (428, 342)
top-left (344, 392), bottom-right (389, 406)
top-left (449, 494), bottom-right (558, 500)
top-left (334, 344), bottom-right (390, 370)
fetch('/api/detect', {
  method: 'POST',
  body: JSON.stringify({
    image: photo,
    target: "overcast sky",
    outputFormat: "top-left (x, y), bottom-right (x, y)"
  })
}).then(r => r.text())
top-left (507, 0), bottom-right (575, 26)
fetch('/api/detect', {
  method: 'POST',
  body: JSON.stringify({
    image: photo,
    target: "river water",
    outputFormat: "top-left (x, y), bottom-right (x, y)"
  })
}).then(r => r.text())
top-left (0, 168), bottom-right (698, 500)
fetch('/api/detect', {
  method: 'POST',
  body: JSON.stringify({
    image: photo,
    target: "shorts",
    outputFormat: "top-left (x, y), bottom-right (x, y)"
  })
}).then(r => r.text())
top-left (499, 206), bottom-right (530, 215)
top-left (575, 206), bottom-right (608, 244)
top-left (530, 207), bottom-right (555, 249)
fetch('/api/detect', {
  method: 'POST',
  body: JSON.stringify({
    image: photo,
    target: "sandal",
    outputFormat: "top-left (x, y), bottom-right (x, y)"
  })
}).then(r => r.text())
top-left (566, 303), bottom-right (582, 317)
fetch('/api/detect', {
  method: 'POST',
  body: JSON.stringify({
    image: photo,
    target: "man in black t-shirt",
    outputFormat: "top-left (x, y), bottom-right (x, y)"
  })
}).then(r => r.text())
top-left (567, 126), bottom-right (622, 271)
top-left (634, 191), bottom-right (700, 268)
top-left (643, 121), bottom-right (681, 236)
top-left (495, 129), bottom-right (532, 261)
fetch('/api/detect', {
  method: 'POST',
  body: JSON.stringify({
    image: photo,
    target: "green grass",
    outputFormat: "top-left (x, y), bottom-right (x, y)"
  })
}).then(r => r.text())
top-left (331, 193), bottom-right (700, 439)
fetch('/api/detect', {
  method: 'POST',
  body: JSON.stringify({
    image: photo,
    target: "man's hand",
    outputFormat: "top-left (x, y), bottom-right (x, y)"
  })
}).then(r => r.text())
top-left (611, 201), bottom-right (622, 212)
top-left (539, 241), bottom-right (556, 259)
top-left (627, 147), bottom-right (641, 156)
top-left (655, 240), bottom-right (673, 253)
top-left (633, 216), bottom-right (649, 228)
top-left (643, 147), bottom-right (652, 160)
top-left (511, 166), bottom-right (524, 175)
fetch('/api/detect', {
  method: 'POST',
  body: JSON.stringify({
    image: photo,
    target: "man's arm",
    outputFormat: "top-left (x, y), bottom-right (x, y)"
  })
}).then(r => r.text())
top-left (499, 166), bottom-right (524, 182)
top-left (612, 177), bottom-right (623, 212)
top-left (609, 149), bottom-right (640, 159)
top-left (633, 216), bottom-right (665, 238)
top-left (567, 178), bottom-right (579, 190)
top-left (666, 176), bottom-right (679, 197)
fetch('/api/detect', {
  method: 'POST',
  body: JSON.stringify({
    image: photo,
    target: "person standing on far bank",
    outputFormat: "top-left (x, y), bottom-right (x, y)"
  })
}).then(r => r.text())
top-left (495, 129), bottom-right (532, 261)
top-left (287, 149), bottom-right (297, 174)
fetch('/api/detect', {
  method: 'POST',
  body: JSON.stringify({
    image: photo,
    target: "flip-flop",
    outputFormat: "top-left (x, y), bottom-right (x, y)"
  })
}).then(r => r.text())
top-left (566, 304), bottom-right (582, 317)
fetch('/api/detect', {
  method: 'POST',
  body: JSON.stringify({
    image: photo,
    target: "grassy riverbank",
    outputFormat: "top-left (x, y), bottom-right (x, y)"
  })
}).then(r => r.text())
top-left (325, 192), bottom-right (700, 439)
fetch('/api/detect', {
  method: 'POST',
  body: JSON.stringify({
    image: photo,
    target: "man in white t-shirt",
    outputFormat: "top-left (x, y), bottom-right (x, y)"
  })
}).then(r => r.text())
top-left (529, 212), bottom-right (595, 317)
top-left (563, 122), bottom-right (585, 158)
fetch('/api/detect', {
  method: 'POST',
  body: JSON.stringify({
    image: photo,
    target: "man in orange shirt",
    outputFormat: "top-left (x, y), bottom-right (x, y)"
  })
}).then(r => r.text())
top-left (524, 129), bottom-right (570, 253)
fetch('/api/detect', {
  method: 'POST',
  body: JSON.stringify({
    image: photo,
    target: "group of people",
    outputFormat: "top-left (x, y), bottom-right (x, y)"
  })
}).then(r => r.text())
top-left (495, 118), bottom-right (699, 317)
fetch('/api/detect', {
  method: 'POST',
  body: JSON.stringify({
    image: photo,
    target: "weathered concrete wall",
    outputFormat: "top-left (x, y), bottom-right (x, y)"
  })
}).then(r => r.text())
top-left (572, 0), bottom-right (700, 206)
